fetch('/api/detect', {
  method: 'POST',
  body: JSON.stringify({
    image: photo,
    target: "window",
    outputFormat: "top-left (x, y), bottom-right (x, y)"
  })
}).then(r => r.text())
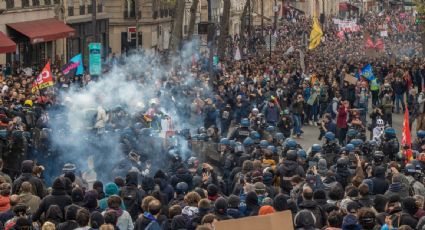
top-left (68, 0), bottom-right (74, 16)
top-left (97, 3), bottom-right (103, 12)
top-left (44, 0), bottom-right (51, 5)
top-left (6, 0), bottom-right (14, 9)
top-left (53, 0), bottom-right (60, 3)
top-left (153, 10), bottom-right (158, 19)
top-left (22, 0), bottom-right (30, 7)
top-left (32, 0), bottom-right (40, 6)
top-left (87, 4), bottom-right (92, 13)
top-left (124, 0), bottom-right (135, 18)
top-left (79, 4), bottom-right (85, 14)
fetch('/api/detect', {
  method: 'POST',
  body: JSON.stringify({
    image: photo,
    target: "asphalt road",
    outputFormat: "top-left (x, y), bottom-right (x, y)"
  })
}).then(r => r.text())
top-left (297, 112), bottom-right (409, 150)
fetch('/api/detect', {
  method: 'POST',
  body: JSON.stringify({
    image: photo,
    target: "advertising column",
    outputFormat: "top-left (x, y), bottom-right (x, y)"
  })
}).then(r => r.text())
top-left (89, 43), bottom-right (102, 78)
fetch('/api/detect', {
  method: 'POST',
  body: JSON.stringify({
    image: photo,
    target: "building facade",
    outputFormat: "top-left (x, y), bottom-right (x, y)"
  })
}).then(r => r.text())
top-left (105, 0), bottom-right (173, 55)
top-left (0, 0), bottom-right (72, 67)
top-left (63, 0), bottom-right (109, 65)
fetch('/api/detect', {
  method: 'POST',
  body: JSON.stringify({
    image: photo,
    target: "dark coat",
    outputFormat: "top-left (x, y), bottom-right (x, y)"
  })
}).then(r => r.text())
top-left (32, 189), bottom-right (72, 222)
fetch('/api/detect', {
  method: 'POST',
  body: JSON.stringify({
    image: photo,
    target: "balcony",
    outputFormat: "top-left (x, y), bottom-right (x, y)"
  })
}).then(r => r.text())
top-left (68, 6), bottom-right (74, 16)
top-left (79, 5), bottom-right (85, 15)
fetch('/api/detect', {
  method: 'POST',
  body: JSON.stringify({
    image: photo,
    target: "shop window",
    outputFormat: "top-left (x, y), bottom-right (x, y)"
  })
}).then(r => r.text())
top-left (44, 0), bottom-right (51, 5)
top-left (6, 0), bottom-right (14, 9)
top-left (32, 0), bottom-right (40, 6)
top-left (22, 0), bottom-right (30, 7)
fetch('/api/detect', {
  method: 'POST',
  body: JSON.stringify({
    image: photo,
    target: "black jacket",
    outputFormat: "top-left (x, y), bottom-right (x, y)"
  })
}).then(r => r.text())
top-left (32, 189), bottom-right (72, 222)
top-left (298, 200), bottom-right (327, 229)
top-left (12, 173), bottom-right (45, 198)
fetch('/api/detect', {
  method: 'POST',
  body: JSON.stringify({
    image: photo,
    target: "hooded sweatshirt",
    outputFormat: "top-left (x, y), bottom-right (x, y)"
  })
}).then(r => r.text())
top-left (99, 183), bottom-right (126, 211)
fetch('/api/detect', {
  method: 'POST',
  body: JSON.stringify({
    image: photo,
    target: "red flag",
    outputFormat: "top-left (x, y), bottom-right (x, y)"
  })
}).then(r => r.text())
top-left (32, 62), bottom-right (54, 93)
top-left (365, 36), bottom-right (375, 49)
top-left (402, 106), bottom-right (413, 162)
top-left (375, 38), bottom-right (384, 51)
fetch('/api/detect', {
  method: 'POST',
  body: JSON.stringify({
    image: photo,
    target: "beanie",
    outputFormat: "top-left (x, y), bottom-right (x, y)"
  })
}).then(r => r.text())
top-left (214, 197), bottom-right (228, 214)
top-left (52, 177), bottom-right (65, 190)
top-left (259, 205), bottom-right (275, 215)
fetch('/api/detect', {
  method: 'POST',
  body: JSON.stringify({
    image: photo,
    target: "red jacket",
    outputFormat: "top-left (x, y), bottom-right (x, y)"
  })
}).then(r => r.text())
top-left (337, 106), bottom-right (348, 128)
top-left (0, 195), bottom-right (10, 212)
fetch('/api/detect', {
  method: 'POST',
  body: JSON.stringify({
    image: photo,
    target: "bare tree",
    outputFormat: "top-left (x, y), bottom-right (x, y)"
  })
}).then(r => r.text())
top-left (187, 0), bottom-right (199, 40)
top-left (218, 0), bottom-right (231, 60)
top-left (169, 0), bottom-right (186, 54)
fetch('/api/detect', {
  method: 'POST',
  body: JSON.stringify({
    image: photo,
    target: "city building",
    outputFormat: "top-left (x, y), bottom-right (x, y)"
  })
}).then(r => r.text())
top-left (0, 0), bottom-right (73, 67)
top-left (62, 0), bottom-right (109, 65)
top-left (104, 0), bottom-right (174, 55)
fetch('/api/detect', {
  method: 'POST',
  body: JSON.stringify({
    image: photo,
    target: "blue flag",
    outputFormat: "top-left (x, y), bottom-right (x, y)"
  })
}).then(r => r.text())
top-left (62, 54), bottom-right (84, 77)
top-left (360, 64), bottom-right (375, 81)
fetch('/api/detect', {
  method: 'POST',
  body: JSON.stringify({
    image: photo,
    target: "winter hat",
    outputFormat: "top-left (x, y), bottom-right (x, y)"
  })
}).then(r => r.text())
top-left (228, 195), bottom-right (240, 209)
top-left (207, 184), bottom-right (218, 197)
top-left (21, 160), bottom-right (33, 173)
top-left (104, 182), bottom-right (119, 197)
top-left (294, 210), bottom-right (316, 228)
top-left (175, 182), bottom-right (189, 195)
top-left (317, 159), bottom-right (328, 175)
top-left (313, 189), bottom-right (327, 201)
top-left (71, 187), bottom-right (84, 203)
top-left (342, 214), bottom-right (361, 230)
top-left (171, 215), bottom-right (187, 230)
top-left (273, 194), bottom-right (288, 211)
top-left (259, 205), bottom-right (275, 215)
top-left (254, 182), bottom-right (266, 194)
top-left (214, 197), bottom-right (228, 214)
top-left (262, 197), bottom-right (273, 206)
top-left (402, 197), bottom-right (418, 216)
top-left (52, 177), bottom-right (65, 190)
top-left (62, 163), bottom-right (76, 173)
top-left (90, 211), bottom-right (105, 229)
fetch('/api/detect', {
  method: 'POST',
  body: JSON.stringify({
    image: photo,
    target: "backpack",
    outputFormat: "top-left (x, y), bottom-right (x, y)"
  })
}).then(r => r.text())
top-left (408, 180), bottom-right (417, 196)
top-left (120, 186), bottom-right (141, 219)
top-left (300, 206), bottom-right (326, 228)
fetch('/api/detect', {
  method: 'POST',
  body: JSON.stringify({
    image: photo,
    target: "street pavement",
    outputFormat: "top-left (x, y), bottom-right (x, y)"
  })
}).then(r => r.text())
top-left (297, 112), bottom-right (408, 150)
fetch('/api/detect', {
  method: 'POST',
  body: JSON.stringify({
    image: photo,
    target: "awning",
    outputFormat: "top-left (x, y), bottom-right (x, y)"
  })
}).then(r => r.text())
top-left (7, 18), bottom-right (75, 44)
top-left (339, 2), bottom-right (359, 12)
top-left (0, 31), bottom-right (16, 53)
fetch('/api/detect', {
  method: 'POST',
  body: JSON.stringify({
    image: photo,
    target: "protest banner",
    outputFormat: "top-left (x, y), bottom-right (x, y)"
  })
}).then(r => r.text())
top-left (215, 211), bottom-right (293, 230)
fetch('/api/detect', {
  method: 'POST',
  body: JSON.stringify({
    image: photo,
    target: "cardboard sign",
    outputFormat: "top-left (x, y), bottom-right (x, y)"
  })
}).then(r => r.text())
top-left (215, 211), bottom-right (293, 230)
top-left (345, 74), bottom-right (358, 85)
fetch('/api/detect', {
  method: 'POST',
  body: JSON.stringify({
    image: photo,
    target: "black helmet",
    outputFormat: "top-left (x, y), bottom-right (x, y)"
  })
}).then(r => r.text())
top-left (373, 151), bottom-right (384, 163)
top-left (287, 150), bottom-right (298, 161)
top-left (336, 158), bottom-right (348, 168)
top-left (405, 163), bottom-right (416, 176)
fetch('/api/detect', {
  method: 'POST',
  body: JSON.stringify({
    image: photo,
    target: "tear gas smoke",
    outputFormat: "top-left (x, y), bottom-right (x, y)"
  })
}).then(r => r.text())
top-left (47, 39), bottom-right (212, 184)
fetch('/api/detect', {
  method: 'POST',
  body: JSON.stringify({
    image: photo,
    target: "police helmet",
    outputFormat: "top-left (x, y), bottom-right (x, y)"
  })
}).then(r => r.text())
top-left (267, 145), bottom-right (277, 154)
top-left (220, 138), bottom-right (230, 145)
top-left (274, 132), bottom-right (285, 141)
top-left (324, 132), bottom-right (335, 141)
top-left (297, 149), bottom-right (307, 159)
top-left (243, 137), bottom-right (254, 146)
top-left (384, 127), bottom-right (396, 138)
top-left (260, 140), bottom-right (269, 148)
top-left (287, 150), bottom-right (298, 161)
top-left (347, 129), bottom-right (358, 137)
top-left (311, 144), bottom-right (322, 152)
top-left (350, 139), bottom-right (363, 148)
top-left (235, 142), bottom-right (245, 153)
top-left (286, 139), bottom-right (298, 149)
top-left (418, 130), bottom-right (425, 139)
top-left (373, 151), bottom-right (384, 163)
top-left (345, 144), bottom-right (355, 152)
top-left (266, 126), bottom-right (275, 133)
top-left (241, 118), bottom-right (250, 128)
top-left (250, 131), bottom-right (261, 140)
top-left (405, 163), bottom-right (416, 175)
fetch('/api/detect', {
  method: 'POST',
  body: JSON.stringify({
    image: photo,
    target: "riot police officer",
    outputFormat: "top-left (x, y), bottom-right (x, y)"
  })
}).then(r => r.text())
top-left (413, 130), bottom-right (425, 152)
top-left (229, 118), bottom-right (252, 142)
top-left (381, 127), bottom-right (399, 161)
top-left (322, 132), bottom-right (340, 166)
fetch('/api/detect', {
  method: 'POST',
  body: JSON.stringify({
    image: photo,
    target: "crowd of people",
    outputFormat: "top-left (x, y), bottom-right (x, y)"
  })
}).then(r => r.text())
top-left (0, 7), bottom-right (424, 230)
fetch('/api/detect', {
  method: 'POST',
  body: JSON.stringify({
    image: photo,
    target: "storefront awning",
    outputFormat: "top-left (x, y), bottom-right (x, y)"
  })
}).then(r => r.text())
top-left (7, 18), bottom-right (75, 44)
top-left (339, 2), bottom-right (359, 12)
top-left (0, 31), bottom-right (16, 53)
